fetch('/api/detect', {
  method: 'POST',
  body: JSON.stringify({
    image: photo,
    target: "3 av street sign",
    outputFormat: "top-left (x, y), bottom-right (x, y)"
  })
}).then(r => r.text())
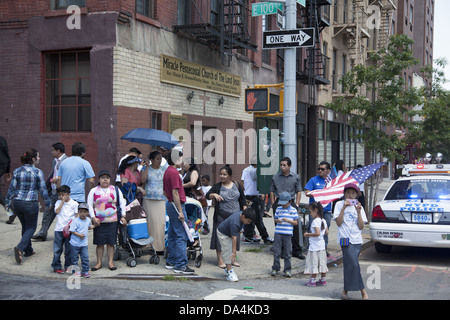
top-left (262, 28), bottom-right (315, 49)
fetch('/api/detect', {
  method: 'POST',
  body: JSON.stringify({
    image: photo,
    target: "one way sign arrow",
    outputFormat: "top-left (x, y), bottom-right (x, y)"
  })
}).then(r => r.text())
top-left (262, 28), bottom-right (315, 49)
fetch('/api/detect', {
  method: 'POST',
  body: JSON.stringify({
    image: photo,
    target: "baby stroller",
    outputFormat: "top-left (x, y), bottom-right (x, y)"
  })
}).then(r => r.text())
top-left (114, 200), bottom-right (159, 267)
top-left (164, 198), bottom-right (204, 268)
top-left (186, 197), bottom-right (204, 268)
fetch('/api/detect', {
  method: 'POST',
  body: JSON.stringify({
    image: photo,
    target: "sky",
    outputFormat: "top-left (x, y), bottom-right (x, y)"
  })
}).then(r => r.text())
top-left (433, 0), bottom-right (450, 90)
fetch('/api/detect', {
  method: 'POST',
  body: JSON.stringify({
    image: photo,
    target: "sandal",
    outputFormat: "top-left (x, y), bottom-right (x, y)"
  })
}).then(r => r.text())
top-left (14, 247), bottom-right (23, 264)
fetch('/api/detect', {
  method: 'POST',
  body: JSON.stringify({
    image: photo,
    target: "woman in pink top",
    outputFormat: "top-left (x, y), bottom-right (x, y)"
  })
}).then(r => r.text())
top-left (118, 156), bottom-right (145, 197)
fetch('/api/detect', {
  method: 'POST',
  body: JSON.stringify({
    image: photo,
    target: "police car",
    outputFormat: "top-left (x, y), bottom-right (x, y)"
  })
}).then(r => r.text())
top-left (369, 163), bottom-right (450, 253)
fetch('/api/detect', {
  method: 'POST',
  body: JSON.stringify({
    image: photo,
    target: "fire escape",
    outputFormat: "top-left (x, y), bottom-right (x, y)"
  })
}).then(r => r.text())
top-left (298, 0), bottom-right (333, 108)
top-left (173, 0), bottom-right (257, 67)
top-left (369, 0), bottom-right (397, 50)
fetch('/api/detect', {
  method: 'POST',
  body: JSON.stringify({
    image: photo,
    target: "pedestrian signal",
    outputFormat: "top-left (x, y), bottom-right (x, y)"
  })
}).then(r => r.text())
top-left (245, 88), bottom-right (269, 113)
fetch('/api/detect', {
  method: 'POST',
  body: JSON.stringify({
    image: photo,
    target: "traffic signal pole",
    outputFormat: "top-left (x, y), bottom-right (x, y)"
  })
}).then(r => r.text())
top-left (283, 0), bottom-right (297, 173)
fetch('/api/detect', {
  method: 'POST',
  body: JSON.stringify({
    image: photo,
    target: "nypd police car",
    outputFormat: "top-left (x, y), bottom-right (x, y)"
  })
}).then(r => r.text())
top-left (369, 163), bottom-right (450, 253)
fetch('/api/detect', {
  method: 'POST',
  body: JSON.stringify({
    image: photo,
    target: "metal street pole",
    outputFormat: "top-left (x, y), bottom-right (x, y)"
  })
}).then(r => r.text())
top-left (283, 0), bottom-right (297, 173)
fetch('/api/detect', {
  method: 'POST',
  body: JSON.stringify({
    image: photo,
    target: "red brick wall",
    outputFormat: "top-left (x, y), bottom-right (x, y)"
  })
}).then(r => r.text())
top-left (156, 0), bottom-right (178, 27)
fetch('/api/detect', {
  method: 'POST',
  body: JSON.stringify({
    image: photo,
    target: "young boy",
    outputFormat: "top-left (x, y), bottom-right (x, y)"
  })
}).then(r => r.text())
top-left (51, 185), bottom-right (78, 274)
top-left (271, 192), bottom-right (298, 278)
top-left (217, 208), bottom-right (256, 282)
top-left (69, 203), bottom-right (95, 278)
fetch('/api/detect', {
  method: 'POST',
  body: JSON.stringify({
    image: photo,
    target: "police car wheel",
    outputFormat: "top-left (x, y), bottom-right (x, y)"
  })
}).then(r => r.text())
top-left (374, 242), bottom-right (392, 254)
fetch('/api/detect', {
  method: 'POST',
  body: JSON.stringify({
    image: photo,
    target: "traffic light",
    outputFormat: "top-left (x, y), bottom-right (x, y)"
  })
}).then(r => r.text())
top-left (245, 88), bottom-right (269, 112)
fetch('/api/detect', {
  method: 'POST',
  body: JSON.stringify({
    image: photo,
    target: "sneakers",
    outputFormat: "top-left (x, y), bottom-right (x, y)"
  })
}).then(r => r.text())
top-left (165, 262), bottom-right (174, 270)
top-left (244, 235), bottom-right (261, 243)
top-left (305, 280), bottom-right (317, 287)
top-left (173, 266), bottom-right (195, 275)
top-left (226, 268), bottom-right (239, 282)
top-left (82, 272), bottom-right (91, 278)
top-left (317, 279), bottom-right (327, 286)
top-left (263, 237), bottom-right (274, 244)
top-left (271, 269), bottom-right (278, 277)
top-left (54, 269), bottom-right (64, 274)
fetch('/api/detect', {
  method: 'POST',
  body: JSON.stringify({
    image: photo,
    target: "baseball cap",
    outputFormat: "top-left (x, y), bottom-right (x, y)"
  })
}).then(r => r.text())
top-left (344, 183), bottom-right (360, 195)
top-left (278, 192), bottom-right (292, 205)
top-left (98, 169), bottom-right (111, 178)
top-left (78, 202), bottom-right (89, 211)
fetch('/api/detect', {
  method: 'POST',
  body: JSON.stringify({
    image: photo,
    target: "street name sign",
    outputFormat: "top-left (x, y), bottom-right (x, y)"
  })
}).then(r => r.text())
top-left (252, 2), bottom-right (283, 16)
top-left (262, 28), bottom-right (315, 49)
top-left (276, 8), bottom-right (285, 29)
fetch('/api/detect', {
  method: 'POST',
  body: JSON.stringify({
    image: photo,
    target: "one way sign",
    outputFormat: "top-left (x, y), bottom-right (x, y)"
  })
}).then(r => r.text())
top-left (262, 28), bottom-right (315, 49)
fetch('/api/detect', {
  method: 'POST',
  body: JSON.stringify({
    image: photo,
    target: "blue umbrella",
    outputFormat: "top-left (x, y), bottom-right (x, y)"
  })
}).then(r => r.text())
top-left (120, 128), bottom-right (180, 149)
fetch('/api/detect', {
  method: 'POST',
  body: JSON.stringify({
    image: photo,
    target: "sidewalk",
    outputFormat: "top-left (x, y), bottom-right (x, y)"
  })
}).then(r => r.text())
top-left (0, 184), bottom-right (391, 281)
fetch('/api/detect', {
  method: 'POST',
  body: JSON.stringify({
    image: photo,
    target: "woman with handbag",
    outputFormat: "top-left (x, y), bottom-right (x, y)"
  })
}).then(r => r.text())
top-left (333, 183), bottom-right (369, 300)
top-left (87, 170), bottom-right (126, 271)
top-left (141, 150), bottom-right (167, 253)
top-left (5, 149), bottom-right (51, 264)
top-left (206, 165), bottom-right (247, 268)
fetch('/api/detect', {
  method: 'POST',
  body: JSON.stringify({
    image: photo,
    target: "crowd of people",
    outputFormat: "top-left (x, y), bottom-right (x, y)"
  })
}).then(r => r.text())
top-left (0, 137), bottom-right (369, 299)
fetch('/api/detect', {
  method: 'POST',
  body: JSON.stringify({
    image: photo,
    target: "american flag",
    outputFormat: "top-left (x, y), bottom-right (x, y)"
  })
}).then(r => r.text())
top-left (324, 166), bottom-right (337, 185)
top-left (308, 162), bottom-right (385, 205)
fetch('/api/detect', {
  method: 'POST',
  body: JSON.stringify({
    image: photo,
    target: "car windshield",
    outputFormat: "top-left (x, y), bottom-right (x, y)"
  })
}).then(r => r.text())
top-left (385, 179), bottom-right (450, 200)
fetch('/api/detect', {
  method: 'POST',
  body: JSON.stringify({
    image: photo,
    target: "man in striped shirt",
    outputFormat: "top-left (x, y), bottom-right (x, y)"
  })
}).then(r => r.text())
top-left (271, 192), bottom-right (298, 277)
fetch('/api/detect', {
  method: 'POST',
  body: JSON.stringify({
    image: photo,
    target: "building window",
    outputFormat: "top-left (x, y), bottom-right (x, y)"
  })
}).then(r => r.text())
top-left (322, 42), bottom-right (328, 80)
top-left (404, 0), bottom-right (408, 25)
top-left (177, 0), bottom-right (192, 25)
top-left (51, 0), bottom-right (86, 10)
top-left (151, 111), bottom-right (162, 130)
top-left (44, 51), bottom-right (91, 132)
top-left (136, 0), bottom-right (155, 19)
top-left (332, 49), bottom-right (337, 90)
top-left (318, 119), bottom-right (324, 140)
top-left (341, 54), bottom-right (347, 93)
top-left (211, 0), bottom-right (221, 26)
top-left (409, 4), bottom-right (414, 26)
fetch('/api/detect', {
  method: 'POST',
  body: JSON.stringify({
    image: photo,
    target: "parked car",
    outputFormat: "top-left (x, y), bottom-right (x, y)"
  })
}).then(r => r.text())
top-left (369, 164), bottom-right (450, 253)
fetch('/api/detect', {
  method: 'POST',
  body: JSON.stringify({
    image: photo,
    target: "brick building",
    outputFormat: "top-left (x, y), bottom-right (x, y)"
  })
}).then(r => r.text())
top-left (0, 0), bottom-right (435, 197)
top-left (0, 0), bottom-right (262, 187)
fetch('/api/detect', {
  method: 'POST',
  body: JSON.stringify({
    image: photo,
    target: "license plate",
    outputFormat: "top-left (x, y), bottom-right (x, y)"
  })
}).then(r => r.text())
top-left (412, 213), bottom-right (432, 223)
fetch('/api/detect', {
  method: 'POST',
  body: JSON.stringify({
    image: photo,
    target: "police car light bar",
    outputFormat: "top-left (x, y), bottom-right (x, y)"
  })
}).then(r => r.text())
top-left (396, 164), bottom-right (450, 176)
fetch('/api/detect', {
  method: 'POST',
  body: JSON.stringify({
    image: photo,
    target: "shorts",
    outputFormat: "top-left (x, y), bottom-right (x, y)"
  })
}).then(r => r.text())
top-left (217, 230), bottom-right (233, 264)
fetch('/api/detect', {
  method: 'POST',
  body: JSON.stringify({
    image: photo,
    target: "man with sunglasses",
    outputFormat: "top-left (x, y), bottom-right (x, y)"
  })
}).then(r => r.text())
top-left (305, 161), bottom-right (332, 253)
